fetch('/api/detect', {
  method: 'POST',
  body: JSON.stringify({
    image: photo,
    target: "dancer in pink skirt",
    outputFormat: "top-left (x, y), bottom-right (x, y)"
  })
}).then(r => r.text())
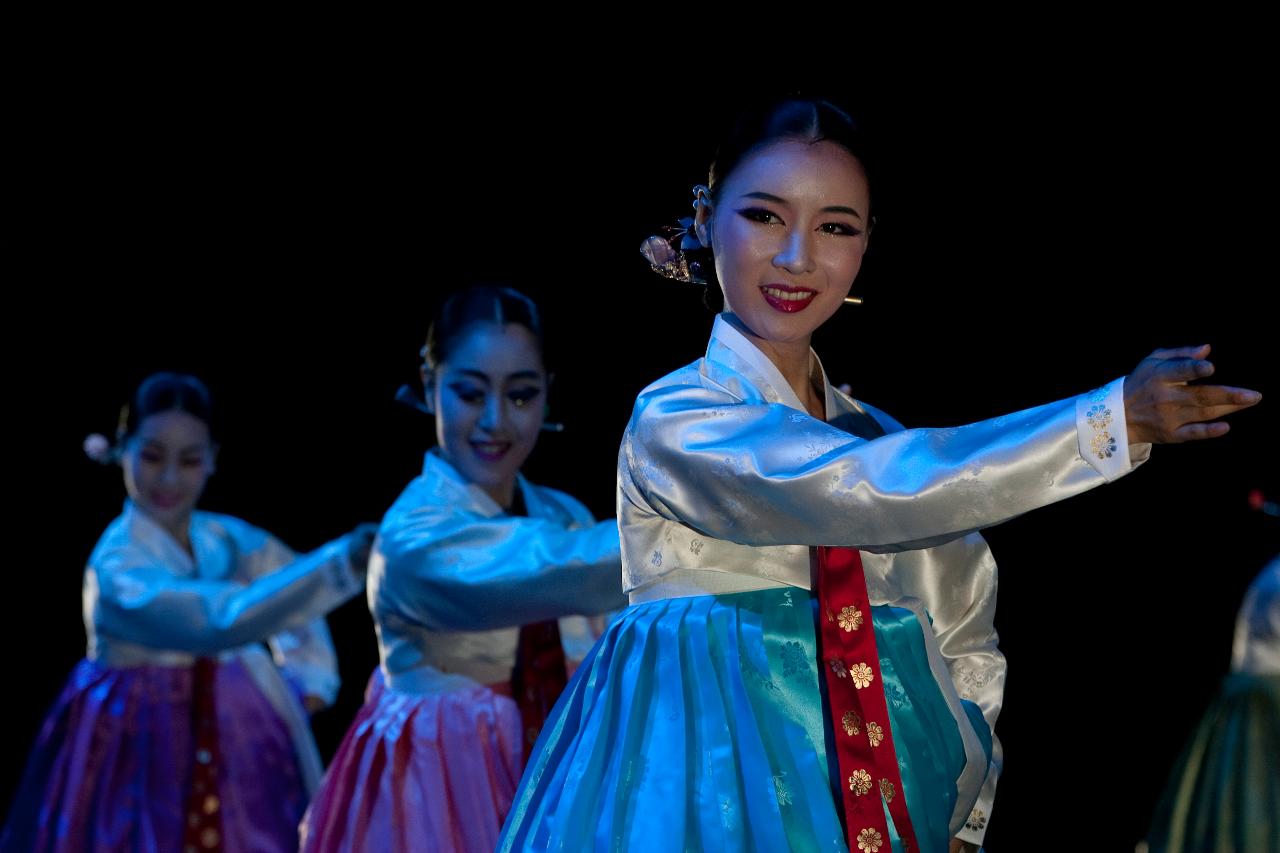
top-left (300, 286), bottom-right (626, 853)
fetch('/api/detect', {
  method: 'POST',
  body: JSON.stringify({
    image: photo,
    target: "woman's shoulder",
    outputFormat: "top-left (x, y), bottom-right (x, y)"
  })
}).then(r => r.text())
top-left (521, 480), bottom-right (596, 527)
top-left (382, 460), bottom-right (463, 520)
top-left (194, 509), bottom-right (274, 550)
top-left (87, 511), bottom-right (135, 564)
top-left (377, 457), bottom-right (494, 540)
top-left (630, 355), bottom-right (760, 420)
top-left (831, 389), bottom-right (907, 435)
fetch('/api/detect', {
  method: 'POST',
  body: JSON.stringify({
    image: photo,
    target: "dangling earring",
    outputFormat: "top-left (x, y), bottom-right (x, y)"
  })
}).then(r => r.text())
top-left (843, 215), bottom-right (874, 306)
top-left (541, 402), bottom-right (564, 433)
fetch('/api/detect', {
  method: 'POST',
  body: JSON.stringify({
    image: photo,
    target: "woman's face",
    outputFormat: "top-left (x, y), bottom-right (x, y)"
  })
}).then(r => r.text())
top-left (427, 322), bottom-right (547, 508)
top-left (699, 139), bottom-right (871, 348)
top-left (122, 409), bottom-right (216, 534)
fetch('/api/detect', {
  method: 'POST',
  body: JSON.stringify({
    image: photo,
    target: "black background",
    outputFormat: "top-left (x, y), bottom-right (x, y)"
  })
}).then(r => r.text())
top-left (8, 46), bottom-right (1276, 849)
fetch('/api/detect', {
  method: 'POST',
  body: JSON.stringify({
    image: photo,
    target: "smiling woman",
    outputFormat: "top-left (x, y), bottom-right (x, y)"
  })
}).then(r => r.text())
top-left (300, 286), bottom-right (627, 853)
top-left (695, 136), bottom-right (872, 419)
top-left (1, 373), bottom-right (374, 852)
top-left (423, 318), bottom-right (548, 509)
top-left (498, 95), bottom-right (1262, 853)
top-left (122, 408), bottom-right (219, 537)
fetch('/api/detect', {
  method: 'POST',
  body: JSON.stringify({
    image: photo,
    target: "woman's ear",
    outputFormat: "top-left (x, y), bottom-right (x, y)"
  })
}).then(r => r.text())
top-left (420, 365), bottom-right (436, 415)
top-left (692, 184), bottom-right (714, 249)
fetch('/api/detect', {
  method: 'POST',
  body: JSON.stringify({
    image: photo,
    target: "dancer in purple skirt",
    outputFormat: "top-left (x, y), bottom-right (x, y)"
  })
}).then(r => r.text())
top-left (3, 372), bottom-right (374, 852)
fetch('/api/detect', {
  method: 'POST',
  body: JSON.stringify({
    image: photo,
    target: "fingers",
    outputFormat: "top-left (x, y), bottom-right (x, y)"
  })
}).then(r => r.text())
top-left (1144, 386), bottom-right (1261, 442)
top-left (1186, 384), bottom-right (1263, 409)
top-left (1173, 421), bottom-right (1231, 442)
top-left (1189, 405), bottom-right (1259, 423)
top-left (1126, 344), bottom-right (1260, 444)
top-left (1155, 357), bottom-right (1215, 383)
top-left (1171, 392), bottom-right (1261, 427)
top-left (1148, 344), bottom-right (1211, 360)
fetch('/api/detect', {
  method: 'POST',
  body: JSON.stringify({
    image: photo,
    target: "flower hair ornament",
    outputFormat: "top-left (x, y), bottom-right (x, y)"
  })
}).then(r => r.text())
top-left (639, 185), bottom-right (714, 286)
top-left (639, 216), bottom-right (707, 286)
top-left (83, 433), bottom-right (120, 465)
top-left (84, 399), bottom-right (134, 465)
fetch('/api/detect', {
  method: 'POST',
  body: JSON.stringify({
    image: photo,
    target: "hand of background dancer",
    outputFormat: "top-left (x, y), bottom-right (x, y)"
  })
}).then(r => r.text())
top-left (303, 695), bottom-right (327, 714)
top-left (346, 523), bottom-right (378, 575)
top-left (949, 838), bottom-right (979, 852)
top-left (1123, 345), bottom-right (1261, 444)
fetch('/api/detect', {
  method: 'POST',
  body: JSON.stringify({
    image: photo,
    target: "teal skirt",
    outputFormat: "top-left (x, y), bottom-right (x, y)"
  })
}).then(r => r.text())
top-left (501, 588), bottom-right (990, 852)
top-left (1146, 673), bottom-right (1280, 852)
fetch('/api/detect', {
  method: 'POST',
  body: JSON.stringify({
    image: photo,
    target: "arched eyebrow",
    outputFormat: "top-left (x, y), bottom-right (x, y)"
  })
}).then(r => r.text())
top-left (138, 438), bottom-right (207, 455)
top-left (743, 191), bottom-right (864, 219)
top-left (451, 369), bottom-right (544, 383)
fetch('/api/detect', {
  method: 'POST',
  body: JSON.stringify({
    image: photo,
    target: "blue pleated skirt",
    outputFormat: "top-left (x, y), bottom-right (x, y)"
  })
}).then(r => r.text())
top-left (500, 588), bottom-right (990, 852)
